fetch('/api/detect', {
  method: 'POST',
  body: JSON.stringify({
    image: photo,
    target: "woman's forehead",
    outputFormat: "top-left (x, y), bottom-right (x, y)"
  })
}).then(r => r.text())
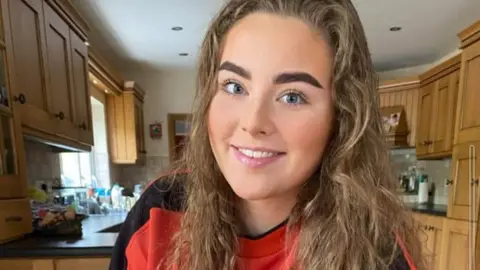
top-left (219, 13), bottom-right (333, 86)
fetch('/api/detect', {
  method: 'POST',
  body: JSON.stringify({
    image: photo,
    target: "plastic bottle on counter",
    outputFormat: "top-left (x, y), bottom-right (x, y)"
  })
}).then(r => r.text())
top-left (417, 174), bottom-right (429, 204)
top-left (111, 184), bottom-right (121, 210)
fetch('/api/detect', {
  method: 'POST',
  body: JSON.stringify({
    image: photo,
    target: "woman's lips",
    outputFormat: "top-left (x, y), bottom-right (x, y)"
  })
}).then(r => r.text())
top-left (231, 146), bottom-right (285, 168)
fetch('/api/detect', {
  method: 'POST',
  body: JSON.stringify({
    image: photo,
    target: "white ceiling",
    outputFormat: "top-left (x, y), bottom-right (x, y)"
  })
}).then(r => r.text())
top-left (72, 0), bottom-right (480, 73)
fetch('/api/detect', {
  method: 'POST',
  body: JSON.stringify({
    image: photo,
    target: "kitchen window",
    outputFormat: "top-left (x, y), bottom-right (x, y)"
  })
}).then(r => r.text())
top-left (60, 94), bottom-right (111, 188)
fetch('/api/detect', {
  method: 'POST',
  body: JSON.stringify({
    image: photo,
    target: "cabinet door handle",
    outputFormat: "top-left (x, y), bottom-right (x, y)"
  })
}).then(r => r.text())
top-left (55, 112), bottom-right (65, 120)
top-left (468, 144), bottom-right (476, 270)
top-left (5, 216), bottom-right (23, 222)
top-left (13, 93), bottom-right (26, 104)
top-left (78, 122), bottom-right (87, 130)
top-left (445, 179), bottom-right (453, 185)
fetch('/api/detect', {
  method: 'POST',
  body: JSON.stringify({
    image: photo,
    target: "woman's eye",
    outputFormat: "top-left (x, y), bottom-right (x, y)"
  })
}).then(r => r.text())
top-left (223, 81), bottom-right (245, 95)
top-left (280, 92), bottom-right (306, 105)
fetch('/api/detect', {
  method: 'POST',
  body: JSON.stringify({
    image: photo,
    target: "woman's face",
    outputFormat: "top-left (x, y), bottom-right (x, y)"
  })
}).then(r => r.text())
top-left (208, 13), bottom-right (334, 201)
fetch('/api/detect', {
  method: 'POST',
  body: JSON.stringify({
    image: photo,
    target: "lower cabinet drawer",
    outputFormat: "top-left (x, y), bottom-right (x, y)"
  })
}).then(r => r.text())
top-left (0, 198), bottom-right (32, 243)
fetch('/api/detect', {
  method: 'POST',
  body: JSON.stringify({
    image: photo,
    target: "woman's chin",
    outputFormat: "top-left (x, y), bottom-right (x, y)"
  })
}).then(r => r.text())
top-left (227, 184), bottom-right (269, 201)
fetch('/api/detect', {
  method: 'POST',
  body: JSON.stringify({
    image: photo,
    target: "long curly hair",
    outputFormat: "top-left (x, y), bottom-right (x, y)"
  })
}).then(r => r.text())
top-left (168, 0), bottom-right (423, 269)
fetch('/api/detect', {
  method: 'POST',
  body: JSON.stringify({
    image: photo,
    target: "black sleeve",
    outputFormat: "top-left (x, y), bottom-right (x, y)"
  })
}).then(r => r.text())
top-left (389, 248), bottom-right (413, 270)
top-left (109, 175), bottom-right (186, 270)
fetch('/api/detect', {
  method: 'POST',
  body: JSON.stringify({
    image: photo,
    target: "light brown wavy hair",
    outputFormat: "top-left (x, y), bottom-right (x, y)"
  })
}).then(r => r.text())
top-left (168, 0), bottom-right (423, 269)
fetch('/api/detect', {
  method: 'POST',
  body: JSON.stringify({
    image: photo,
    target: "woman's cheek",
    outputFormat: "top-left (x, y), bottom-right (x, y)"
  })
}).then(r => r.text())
top-left (208, 93), bottom-right (240, 140)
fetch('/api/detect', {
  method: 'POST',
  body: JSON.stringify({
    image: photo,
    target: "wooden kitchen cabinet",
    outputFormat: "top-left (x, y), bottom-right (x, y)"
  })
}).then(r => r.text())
top-left (4, 0), bottom-right (92, 150)
top-left (439, 218), bottom-right (472, 270)
top-left (43, 2), bottom-right (77, 141)
top-left (55, 258), bottom-right (110, 270)
top-left (412, 213), bottom-right (444, 270)
top-left (0, 259), bottom-right (55, 270)
top-left (447, 141), bottom-right (480, 221)
top-left (0, 0), bottom-right (30, 200)
top-left (107, 81), bottom-right (146, 164)
top-left (70, 29), bottom-right (93, 145)
top-left (454, 21), bottom-right (480, 145)
top-left (378, 78), bottom-right (420, 147)
top-left (0, 199), bottom-right (32, 243)
top-left (5, 0), bottom-right (53, 134)
top-left (416, 55), bottom-right (461, 159)
top-left (416, 81), bottom-right (435, 156)
top-left (0, 258), bottom-right (110, 270)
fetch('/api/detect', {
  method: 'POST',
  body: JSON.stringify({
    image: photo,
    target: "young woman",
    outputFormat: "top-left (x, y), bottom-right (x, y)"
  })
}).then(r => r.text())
top-left (110, 0), bottom-right (422, 269)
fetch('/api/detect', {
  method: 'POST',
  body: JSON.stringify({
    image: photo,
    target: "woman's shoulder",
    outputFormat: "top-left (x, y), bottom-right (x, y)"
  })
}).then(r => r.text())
top-left (109, 171), bottom-right (187, 270)
top-left (141, 171), bottom-right (187, 212)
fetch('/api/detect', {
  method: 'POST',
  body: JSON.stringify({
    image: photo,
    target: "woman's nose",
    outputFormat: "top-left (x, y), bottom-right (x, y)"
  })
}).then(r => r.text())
top-left (240, 98), bottom-right (275, 137)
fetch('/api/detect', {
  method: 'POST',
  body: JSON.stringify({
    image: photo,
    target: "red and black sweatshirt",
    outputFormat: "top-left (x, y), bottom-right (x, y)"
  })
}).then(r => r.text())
top-left (109, 173), bottom-right (416, 270)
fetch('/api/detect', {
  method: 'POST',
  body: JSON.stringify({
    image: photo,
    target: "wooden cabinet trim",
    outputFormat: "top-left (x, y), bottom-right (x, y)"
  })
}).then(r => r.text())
top-left (88, 49), bottom-right (123, 96)
top-left (45, 0), bottom-right (89, 41)
top-left (419, 54), bottom-right (461, 86)
top-left (124, 81), bottom-right (146, 102)
top-left (378, 77), bottom-right (419, 91)
top-left (458, 20), bottom-right (480, 49)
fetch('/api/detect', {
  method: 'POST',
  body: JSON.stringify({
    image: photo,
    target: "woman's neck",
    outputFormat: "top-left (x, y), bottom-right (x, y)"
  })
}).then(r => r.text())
top-left (238, 193), bottom-right (297, 237)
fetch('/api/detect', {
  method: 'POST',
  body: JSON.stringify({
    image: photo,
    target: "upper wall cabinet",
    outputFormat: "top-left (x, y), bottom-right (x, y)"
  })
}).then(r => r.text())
top-left (378, 78), bottom-right (420, 147)
top-left (416, 55), bottom-right (461, 159)
top-left (4, 0), bottom-right (92, 151)
top-left (454, 20), bottom-right (480, 145)
top-left (107, 81), bottom-right (146, 165)
top-left (0, 0), bottom-right (29, 199)
top-left (87, 49), bottom-right (147, 165)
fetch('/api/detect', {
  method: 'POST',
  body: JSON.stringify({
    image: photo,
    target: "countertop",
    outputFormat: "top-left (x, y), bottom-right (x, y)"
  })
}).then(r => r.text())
top-left (0, 203), bottom-right (446, 259)
top-left (0, 213), bottom-right (127, 258)
top-left (405, 203), bottom-right (447, 217)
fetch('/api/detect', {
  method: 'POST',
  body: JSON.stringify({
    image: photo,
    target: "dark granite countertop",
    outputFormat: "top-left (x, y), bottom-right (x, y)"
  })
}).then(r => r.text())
top-left (0, 203), bottom-right (446, 259)
top-left (405, 203), bottom-right (447, 217)
top-left (0, 213), bottom-right (127, 258)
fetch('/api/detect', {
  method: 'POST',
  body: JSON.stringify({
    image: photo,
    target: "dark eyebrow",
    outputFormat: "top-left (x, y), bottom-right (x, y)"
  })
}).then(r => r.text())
top-left (218, 61), bottom-right (251, 79)
top-left (274, 72), bottom-right (323, 89)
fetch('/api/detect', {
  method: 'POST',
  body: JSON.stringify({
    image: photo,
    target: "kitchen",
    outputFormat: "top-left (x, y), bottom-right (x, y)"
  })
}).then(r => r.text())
top-left (0, 0), bottom-right (480, 269)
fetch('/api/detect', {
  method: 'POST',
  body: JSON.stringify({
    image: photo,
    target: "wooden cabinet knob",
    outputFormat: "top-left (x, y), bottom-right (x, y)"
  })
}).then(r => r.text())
top-left (54, 111), bottom-right (65, 120)
top-left (13, 93), bottom-right (26, 104)
top-left (5, 216), bottom-right (23, 222)
top-left (78, 122), bottom-right (87, 130)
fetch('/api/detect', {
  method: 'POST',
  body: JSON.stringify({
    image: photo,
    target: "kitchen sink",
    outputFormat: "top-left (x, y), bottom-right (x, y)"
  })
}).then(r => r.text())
top-left (97, 223), bottom-right (123, 233)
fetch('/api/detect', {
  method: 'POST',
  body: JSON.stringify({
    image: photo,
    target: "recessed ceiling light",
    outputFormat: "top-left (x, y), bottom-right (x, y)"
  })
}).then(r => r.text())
top-left (179, 53), bottom-right (189, 56)
top-left (84, 41), bottom-right (90, 46)
top-left (172, 26), bottom-right (183, 31)
top-left (93, 79), bottom-right (98, 85)
top-left (389, 26), bottom-right (402, 32)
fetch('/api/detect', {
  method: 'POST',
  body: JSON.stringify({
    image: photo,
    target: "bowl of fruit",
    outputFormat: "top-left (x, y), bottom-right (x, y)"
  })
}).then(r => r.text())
top-left (33, 207), bottom-right (86, 236)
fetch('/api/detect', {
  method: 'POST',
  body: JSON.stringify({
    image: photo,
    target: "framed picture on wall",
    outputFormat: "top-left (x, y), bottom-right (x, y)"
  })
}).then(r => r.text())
top-left (150, 123), bottom-right (162, 139)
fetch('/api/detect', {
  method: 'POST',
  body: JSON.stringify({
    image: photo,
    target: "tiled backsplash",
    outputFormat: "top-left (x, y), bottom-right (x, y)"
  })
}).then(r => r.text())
top-left (24, 139), bottom-right (121, 189)
top-left (391, 148), bottom-right (451, 205)
top-left (24, 139), bottom-right (61, 187)
top-left (116, 156), bottom-right (170, 188)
